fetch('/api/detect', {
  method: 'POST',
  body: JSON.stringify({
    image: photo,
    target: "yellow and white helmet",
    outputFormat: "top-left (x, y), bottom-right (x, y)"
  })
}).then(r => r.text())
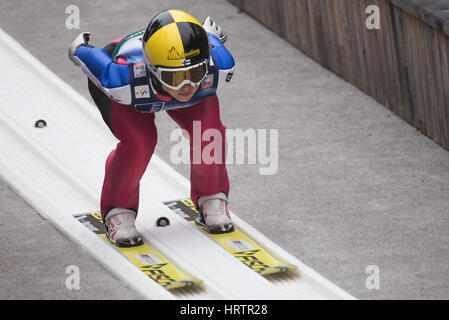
top-left (142, 10), bottom-right (210, 90)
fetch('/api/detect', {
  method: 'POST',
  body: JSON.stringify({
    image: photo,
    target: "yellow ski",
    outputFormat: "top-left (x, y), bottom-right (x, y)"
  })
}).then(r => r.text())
top-left (164, 199), bottom-right (297, 276)
top-left (75, 212), bottom-right (202, 290)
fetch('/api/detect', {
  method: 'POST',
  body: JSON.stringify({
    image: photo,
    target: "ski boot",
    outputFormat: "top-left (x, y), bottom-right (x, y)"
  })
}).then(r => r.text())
top-left (196, 193), bottom-right (234, 234)
top-left (104, 208), bottom-right (143, 247)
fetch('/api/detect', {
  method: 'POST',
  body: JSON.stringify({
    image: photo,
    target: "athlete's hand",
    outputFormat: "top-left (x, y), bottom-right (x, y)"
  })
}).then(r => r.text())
top-left (68, 32), bottom-right (90, 65)
top-left (203, 17), bottom-right (227, 44)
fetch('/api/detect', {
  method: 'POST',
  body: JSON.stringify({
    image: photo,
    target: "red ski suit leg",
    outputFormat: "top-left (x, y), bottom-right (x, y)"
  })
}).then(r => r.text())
top-left (100, 100), bottom-right (157, 218)
top-left (167, 95), bottom-right (229, 206)
top-left (100, 95), bottom-right (229, 218)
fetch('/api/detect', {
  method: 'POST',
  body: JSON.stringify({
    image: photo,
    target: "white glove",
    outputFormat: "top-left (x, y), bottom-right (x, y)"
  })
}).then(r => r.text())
top-left (68, 32), bottom-right (90, 65)
top-left (203, 17), bottom-right (227, 43)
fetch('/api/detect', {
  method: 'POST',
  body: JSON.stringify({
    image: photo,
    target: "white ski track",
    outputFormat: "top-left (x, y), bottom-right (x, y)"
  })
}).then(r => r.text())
top-left (0, 28), bottom-right (355, 300)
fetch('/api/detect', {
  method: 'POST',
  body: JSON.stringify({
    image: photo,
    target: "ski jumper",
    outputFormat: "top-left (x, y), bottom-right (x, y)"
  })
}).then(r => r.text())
top-left (73, 29), bottom-right (235, 218)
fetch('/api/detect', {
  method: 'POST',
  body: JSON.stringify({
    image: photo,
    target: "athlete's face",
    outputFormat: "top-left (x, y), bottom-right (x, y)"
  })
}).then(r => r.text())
top-left (163, 84), bottom-right (198, 102)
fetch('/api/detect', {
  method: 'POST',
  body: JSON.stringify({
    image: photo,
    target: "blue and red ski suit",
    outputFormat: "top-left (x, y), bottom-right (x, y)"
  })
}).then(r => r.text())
top-left (73, 29), bottom-right (235, 218)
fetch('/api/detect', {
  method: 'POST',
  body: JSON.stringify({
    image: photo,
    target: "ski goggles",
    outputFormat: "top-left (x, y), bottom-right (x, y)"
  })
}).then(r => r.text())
top-left (152, 59), bottom-right (209, 91)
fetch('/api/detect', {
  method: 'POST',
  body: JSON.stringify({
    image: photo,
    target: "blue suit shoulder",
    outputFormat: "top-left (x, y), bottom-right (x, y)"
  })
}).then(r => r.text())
top-left (208, 33), bottom-right (235, 70)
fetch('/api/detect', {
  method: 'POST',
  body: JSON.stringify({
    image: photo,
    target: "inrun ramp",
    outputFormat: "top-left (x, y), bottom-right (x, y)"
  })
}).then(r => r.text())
top-left (0, 28), bottom-right (354, 300)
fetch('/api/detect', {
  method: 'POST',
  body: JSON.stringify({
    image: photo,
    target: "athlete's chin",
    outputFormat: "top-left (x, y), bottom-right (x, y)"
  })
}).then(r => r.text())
top-left (175, 93), bottom-right (195, 102)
